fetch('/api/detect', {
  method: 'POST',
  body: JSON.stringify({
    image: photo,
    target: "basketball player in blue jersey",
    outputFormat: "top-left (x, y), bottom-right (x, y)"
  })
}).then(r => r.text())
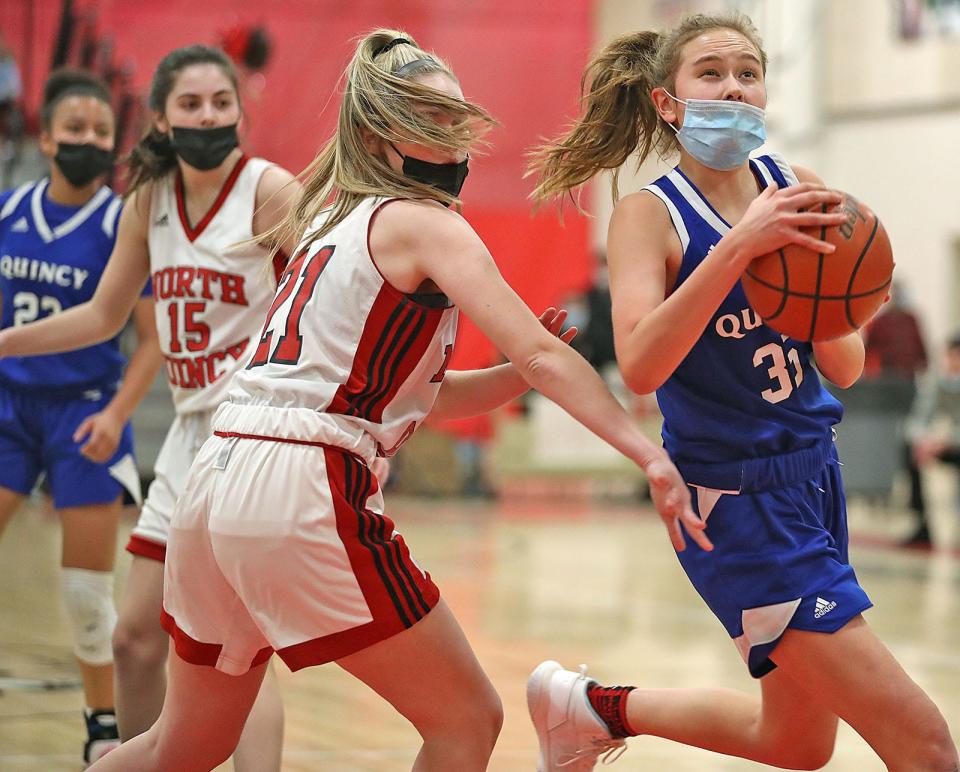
top-left (0, 70), bottom-right (161, 765)
top-left (524, 12), bottom-right (958, 772)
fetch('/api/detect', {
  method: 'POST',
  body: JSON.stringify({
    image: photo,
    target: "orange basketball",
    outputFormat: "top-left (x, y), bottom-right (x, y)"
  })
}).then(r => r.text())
top-left (742, 194), bottom-right (894, 342)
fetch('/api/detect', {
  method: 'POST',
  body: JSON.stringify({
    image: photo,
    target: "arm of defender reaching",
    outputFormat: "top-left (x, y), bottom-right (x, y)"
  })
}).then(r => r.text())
top-left (430, 307), bottom-right (576, 421)
top-left (373, 199), bottom-right (711, 552)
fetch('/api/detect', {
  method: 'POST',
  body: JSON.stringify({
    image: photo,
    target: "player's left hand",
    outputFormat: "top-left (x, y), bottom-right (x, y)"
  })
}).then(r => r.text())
top-left (644, 453), bottom-right (713, 553)
top-left (538, 306), bottom-right (578, 344)
top-left (74, 409), bottom-right (123, 464)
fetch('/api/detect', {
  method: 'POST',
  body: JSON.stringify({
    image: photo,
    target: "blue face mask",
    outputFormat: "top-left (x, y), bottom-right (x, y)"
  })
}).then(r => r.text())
top-left (665, 92), bottom-right (766, 170)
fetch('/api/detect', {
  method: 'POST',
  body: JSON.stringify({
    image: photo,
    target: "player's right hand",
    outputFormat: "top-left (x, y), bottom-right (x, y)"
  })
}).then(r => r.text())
top-left (727, 182), bottom-right (848, 264)
top-left (643, 453), bottom-right (713, 553)
top-left (74, 409), bottom-right (123, 464)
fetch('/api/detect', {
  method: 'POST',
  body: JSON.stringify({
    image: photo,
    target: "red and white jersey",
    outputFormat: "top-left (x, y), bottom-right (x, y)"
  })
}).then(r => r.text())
top-left (148, 156), bottom-right (283, 414)
top-left (222, 197), bottom-right (459, 458)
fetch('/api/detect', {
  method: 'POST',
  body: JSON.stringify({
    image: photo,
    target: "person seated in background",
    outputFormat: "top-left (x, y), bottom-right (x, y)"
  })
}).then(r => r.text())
top-left (906, 332), bottom-right (960, 546)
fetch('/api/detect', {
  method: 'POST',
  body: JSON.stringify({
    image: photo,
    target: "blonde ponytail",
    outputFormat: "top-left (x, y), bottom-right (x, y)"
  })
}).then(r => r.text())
top-left (264, 29), bottom-right (496, 256)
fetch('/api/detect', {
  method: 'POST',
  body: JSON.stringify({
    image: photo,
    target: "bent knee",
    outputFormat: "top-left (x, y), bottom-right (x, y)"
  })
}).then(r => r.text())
top-left (456, 688), bottom-right (503, 749)
top-left (484, 690), bottom-right (505, 745)
top-left (917, 722), bottom-right (959, 771)
top-left (112, 618), bottom-right (169, 666)
top-left (421, 686), bottom-right (503, 750)
top-left (765, 738), bottom-right (835, 770)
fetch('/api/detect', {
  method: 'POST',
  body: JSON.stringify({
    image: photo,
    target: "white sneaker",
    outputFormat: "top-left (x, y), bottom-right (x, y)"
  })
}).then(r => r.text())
top-left (527, 660), bottom-right (627, 771)
top-left (85, 737), bottom-right (120, 766)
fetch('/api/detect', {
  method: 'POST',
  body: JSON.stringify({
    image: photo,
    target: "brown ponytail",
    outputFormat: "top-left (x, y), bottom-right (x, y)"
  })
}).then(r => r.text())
top-left (528, 12), bottom-right (767, 210)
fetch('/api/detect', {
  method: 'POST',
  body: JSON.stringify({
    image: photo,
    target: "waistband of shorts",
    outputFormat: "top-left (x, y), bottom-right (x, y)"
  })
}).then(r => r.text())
top-left (0, 373), bottom-right (119, 399)
top-left (211, 402), bottom-right (377, 464)
top-left (675, 434), bottom-right (836, 493)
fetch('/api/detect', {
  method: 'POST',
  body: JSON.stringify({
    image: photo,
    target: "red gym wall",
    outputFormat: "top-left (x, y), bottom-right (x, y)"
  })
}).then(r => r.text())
top-left (5, 0), bottom-right (593, 370)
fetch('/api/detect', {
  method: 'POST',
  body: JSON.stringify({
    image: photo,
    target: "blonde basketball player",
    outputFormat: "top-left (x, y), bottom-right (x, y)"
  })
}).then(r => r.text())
top-left (0, 45), bottom-right (294, 771)
top-left (74, 30), bottom-right (708, 771)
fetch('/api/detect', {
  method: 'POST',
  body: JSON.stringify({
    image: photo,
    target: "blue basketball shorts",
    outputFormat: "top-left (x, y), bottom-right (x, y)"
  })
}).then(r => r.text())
top-left (675, 437), bottom-right (873, 678)
top-left (0, 382), bottom-right (140, 509)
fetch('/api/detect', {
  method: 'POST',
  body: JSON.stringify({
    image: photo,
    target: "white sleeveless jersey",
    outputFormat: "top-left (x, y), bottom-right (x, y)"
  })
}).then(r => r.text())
top-left (148, 156), bottom-right (283, 414)
top-left (223, 197), bottom-right (459, 457)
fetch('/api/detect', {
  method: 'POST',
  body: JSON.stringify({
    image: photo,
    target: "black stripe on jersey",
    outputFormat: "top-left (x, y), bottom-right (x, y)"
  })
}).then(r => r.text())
top-left (343, 301), bottom-right (410, 417)
top-left (357, 301), bottom-right (427, 420)
top-left (350, 302), bottom-right (422, 419)
top-left (355, 462), bottom-right (429, 620)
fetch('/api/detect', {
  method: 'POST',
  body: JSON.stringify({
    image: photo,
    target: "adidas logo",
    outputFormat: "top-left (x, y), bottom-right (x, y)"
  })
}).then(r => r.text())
top-left (154, 213), bottom-right (169, 226)
top-left (11, 217), bottom-right (28, 232)
top-left (814, 597), bottom-right (837, 619)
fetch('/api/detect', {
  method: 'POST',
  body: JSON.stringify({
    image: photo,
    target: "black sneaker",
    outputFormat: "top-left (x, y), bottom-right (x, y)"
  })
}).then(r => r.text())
top-left (83, 709), bottom-right (120, 766)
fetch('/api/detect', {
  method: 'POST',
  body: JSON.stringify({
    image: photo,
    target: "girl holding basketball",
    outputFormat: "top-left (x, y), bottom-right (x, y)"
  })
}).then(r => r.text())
top-left (525, 11), bottom-right (957, 772)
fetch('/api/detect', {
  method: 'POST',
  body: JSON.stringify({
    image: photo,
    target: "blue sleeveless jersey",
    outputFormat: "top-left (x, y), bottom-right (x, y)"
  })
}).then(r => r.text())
top-left (646, 154), bottom-right (843, 483)
top-left (0, 179), bottom-right (132, 392)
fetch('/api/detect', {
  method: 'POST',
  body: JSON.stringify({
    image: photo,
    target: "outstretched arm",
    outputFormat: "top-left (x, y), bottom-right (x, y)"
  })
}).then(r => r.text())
top-left (371, 200), bottom-right (711, 552)
top-left (430, 308), bottom-right (576, 421)
top-left (0, 189), bottom-right (152, 357)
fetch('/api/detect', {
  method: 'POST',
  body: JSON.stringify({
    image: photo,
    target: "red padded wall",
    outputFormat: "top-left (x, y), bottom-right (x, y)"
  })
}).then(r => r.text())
top-left (9, 0), bottom-right (593, 368)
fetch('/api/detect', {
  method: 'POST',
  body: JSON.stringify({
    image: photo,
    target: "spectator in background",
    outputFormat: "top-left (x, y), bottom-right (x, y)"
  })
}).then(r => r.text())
top-left (0, 30), bottom-right (24, 188)
top-left (571, 251), bottom-right (617, 373)
top-left (906, 333), bottom-right (960, 544)
top-left (863, 281), bottom-right (931, 545)
top-left (863, 281), bottom-right (927, 378)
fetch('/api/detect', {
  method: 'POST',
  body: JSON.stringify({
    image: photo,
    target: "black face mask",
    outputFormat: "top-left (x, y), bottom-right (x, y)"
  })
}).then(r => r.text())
top-left (55, 143), bottom-right (114, 187)
top-left (390, 143), bottom-right (469, 199)
top-left (170, 124), bottom-right (239, 171)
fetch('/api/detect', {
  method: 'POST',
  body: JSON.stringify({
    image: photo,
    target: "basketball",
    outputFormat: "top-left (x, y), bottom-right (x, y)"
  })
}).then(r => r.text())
top-left (742, 194), bottom-right (894, 342)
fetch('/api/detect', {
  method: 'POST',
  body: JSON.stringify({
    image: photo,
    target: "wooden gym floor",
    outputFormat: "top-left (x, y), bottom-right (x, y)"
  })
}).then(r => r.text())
top-left (1, 475), bottom-right (958, 771)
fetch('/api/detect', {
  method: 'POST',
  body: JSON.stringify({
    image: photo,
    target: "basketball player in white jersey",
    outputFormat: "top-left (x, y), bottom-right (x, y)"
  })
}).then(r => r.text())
top-left (71, 30), bottom-right (709, 771)
top-left (0, 45), bottom-right (293, 770)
